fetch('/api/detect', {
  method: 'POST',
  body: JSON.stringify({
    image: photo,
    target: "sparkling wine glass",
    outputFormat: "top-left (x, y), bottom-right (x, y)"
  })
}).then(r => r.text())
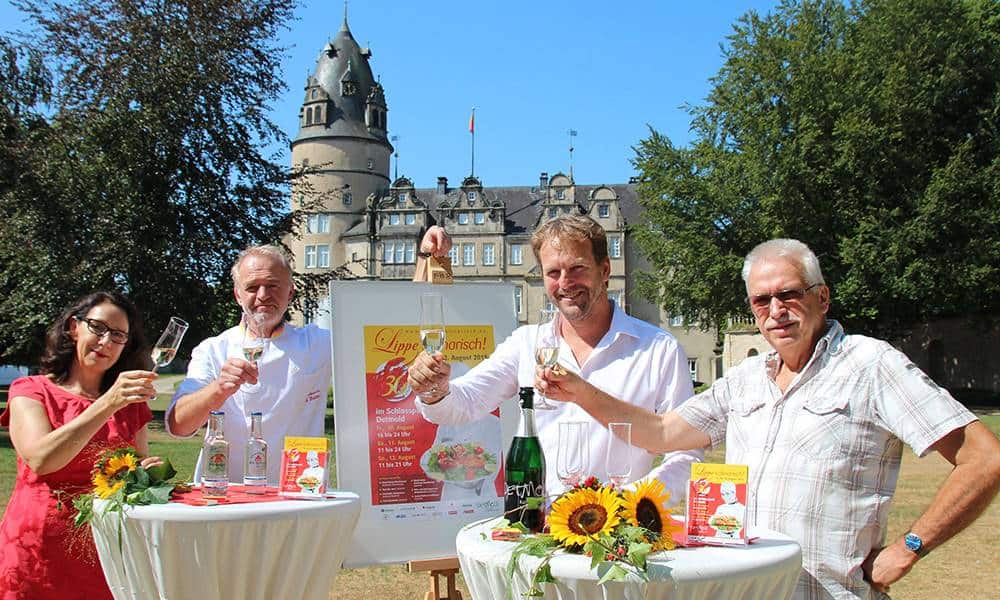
top-left (150, 317), bottom-right (188, 373)
top-left (532, 308), bottom-right (560, 410)
top-left (557, 421), bottom-right (589, 489)
top-left (240, 314), bottom-right (269, 391)
top-left (419, 292), bottom-right (445, 400)
top-left (606, 422), bottom-right (632, 487)
top-left (419, 292), bottom-right (446, 354)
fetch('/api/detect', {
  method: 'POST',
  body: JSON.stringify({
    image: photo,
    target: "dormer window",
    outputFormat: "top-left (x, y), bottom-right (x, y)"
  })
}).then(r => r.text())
top-left (397, 193), bottom-right (406, 207)
top-left (598, 203), bottom-right (609, 218)
top-left (556, 189), bottom-right (565, 200)
top-left (311, 89), bottom-right (318, 99)
top-left (457, 213), bottom-right (469, 225)
top-left (474, 212), bottom-right (485, 225)
top-left (467, 191), bottom-right (477, 204)
top-left (548, 207), bottom-right (558, 218)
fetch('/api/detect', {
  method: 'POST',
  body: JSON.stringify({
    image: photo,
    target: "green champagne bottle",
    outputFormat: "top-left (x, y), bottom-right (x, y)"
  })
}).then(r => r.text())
top-left (504, 386), bottom-right (545, 532)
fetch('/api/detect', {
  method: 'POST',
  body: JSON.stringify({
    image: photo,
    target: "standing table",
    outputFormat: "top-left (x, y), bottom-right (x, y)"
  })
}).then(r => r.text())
top-left (457, 517), bottom-right (802, 600)
top-left (91, 489), bottom-right (360, 600)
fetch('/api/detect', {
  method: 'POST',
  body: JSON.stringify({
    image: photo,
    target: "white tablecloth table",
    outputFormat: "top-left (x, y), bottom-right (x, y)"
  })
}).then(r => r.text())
top-left (91, 491), bottom-right (360, 600)
top-left (457, 518), bottom-right (802, 600)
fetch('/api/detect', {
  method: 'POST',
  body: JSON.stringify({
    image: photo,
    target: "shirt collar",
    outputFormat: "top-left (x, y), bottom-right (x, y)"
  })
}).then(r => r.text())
top-left (764, 319), bottom-right (843, 380)
top-left (606, 300), bottom-right (640, 342)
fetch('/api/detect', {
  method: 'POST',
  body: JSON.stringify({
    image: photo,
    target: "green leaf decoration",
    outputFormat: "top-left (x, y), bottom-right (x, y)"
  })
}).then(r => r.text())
top-left (596, 562), bottom-right (629, 585)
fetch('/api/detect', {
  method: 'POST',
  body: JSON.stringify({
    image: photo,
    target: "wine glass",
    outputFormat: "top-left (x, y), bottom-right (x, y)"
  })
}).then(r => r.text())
top-left (150, 317), bottom-right (189, 373)
top-left (557, 421), bottom-right (589, 489)
top-left (532, 308), bottom-right (560, 410)
top-left (240, 315), bottom-right (269, 391)
top-left (418, 292), bottom-right (446, 400)
top-left (419, 292), bottom-right (446, 354)
top-left (606, 422), bottom-right (632, 487)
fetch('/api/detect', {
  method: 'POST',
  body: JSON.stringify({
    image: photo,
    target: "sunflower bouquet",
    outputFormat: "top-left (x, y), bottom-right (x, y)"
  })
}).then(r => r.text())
top-left (502, 476), bottom-right (683, 597)
top-left (72, 447), bottom-right (182, 528)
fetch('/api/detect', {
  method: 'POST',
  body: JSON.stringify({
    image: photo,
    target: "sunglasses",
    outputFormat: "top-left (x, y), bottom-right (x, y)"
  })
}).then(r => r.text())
top-left (748, 283), bottom-right (820, 314)
top-left (76, 317), bottom-right (130, 344)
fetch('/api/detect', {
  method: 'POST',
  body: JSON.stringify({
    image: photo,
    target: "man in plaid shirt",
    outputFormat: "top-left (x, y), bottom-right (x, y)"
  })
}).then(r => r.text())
top-left (540, 238), bottom-right (1000, 599)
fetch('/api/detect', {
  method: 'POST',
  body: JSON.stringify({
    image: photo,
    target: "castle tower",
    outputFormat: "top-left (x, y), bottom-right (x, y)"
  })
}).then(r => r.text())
top-left (289, 13), bottom-right (392, 285)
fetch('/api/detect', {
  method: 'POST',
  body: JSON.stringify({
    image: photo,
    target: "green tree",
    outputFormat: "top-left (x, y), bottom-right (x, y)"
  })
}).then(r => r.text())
top-left (0, 0), bottom-right (317, 366)
top-left (632, 0), bottom-right (1000, 337)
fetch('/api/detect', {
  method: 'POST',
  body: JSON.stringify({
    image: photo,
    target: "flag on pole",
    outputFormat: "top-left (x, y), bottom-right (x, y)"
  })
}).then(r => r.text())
top-left (469, 108), bottom-right (475, 134)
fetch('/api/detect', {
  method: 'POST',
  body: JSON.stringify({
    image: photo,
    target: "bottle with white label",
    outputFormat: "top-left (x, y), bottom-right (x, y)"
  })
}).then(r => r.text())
top-left (244, 411), bottom-right (267, 493)
top-left (202, 411), bottom-right (229, 498)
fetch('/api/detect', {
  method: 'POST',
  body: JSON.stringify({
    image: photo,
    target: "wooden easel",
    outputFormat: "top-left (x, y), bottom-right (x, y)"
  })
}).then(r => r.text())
top-left (407, 557), bottom-right (463, 600)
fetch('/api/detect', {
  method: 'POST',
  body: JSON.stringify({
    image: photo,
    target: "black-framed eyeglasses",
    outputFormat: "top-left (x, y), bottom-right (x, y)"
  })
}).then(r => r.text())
top-left (76, 317), bottom-right (130, 344)
top-left (748, 283), bottom-right (820, 314)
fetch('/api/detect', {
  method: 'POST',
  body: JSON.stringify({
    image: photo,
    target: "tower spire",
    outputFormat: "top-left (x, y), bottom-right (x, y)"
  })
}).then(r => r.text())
top-left (344, 0), bottom-right (348, 24)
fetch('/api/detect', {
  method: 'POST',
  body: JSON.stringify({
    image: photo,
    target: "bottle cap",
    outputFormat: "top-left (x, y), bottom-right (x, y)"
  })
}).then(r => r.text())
top-left (518, 387), bottom-right (535, 409)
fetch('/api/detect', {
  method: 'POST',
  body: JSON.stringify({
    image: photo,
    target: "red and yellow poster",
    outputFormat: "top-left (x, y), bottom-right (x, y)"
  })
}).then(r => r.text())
top-left (685, 463), bottom-right (749, 546)
top-left (363, 325), bottom-right (502, 511)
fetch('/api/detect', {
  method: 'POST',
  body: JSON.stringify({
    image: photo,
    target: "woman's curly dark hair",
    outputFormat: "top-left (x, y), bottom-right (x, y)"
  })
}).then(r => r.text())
top-left (39, 291), bottom-right (150, 392)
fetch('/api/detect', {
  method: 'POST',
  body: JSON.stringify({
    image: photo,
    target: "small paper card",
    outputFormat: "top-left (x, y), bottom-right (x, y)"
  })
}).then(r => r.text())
top-left (685, 463), bottom-right (749, 546)
top-left (279, 436), bottom-right (329, 498)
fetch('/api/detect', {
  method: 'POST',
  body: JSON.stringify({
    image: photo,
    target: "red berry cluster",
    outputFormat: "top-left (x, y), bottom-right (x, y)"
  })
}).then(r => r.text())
top-left (575, 476), bottom-right (601, 490)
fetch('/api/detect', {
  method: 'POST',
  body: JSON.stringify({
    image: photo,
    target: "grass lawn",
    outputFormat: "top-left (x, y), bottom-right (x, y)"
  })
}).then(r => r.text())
top-left (0, 390), bottom-right (997, 598)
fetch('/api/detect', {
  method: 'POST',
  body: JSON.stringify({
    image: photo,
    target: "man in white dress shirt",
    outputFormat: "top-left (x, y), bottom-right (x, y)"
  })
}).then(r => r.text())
top-left (409, 216), bottom-right (701, 500)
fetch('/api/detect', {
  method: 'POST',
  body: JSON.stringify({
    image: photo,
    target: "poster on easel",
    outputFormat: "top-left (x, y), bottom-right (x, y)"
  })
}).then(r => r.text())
top-left (363, 324), bottom-right (504, 508)
top-left (330, 281), bottom-right (518, 567)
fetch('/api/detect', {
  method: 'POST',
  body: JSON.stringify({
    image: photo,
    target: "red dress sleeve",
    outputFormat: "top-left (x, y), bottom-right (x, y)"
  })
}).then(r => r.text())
top-left (0, 376), bottom-right (46, 427)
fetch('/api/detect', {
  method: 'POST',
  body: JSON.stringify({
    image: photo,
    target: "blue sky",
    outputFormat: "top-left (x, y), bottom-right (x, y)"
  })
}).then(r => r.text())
top-left (2, 0), bottom-right (781, 187)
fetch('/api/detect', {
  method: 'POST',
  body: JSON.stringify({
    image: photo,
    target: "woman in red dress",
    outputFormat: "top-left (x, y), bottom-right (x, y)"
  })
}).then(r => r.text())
top-left (0, 291), bottom-right (162, 599)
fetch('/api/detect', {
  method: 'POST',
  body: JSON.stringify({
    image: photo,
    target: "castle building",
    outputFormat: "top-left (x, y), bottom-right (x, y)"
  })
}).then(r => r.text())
top-left (287, 15), bottom-right (722, 385)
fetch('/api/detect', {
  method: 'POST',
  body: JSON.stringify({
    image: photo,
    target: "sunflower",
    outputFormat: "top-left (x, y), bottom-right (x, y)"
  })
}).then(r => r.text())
top-left (100, 452), bottom-right (139, 479)
top-left (92, 472), bottom-right (126, 499)
top-left (621, 478), bottom-right (682, 551)
top-left (548, 486), bottom-right (622, 547)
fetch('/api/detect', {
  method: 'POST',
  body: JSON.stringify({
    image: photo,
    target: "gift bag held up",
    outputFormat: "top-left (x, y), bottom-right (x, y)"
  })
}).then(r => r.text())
top-left (414, 255), bottom-right (454, 284)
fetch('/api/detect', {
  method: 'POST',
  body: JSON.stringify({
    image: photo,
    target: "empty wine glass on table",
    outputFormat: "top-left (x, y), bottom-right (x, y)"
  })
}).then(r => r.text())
top-left (532, 308), bottom-right (560, 410)
top-left (557, 421), bottom-right (589, 489)
top-left (606, 422), bottom-right (632, 488)
top-left (150, 317), bottom-right (189, 373)
top-left (419, 292), bottom-right (446, 400)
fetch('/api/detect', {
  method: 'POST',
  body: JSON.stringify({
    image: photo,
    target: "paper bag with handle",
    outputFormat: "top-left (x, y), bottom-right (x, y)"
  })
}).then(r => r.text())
top-left (414, 254), bottom-right (454, 284)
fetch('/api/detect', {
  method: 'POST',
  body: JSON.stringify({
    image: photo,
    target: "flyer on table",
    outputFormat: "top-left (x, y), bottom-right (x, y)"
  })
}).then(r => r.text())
top-left (686, 463), bottom-right (749, 546)
top-left (279, 436), bottom-right (329, 498)
top-left (363, 324), bottom-right (503, 520)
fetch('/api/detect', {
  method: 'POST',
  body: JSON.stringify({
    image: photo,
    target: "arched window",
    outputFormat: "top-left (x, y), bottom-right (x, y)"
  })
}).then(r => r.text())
top-left (306, 107), bottom-right (313, 125)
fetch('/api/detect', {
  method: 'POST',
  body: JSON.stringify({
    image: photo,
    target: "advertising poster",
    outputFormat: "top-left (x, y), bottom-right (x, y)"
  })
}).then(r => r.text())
top-left (331, 281), bottom-right (517, 567)
top-left (363, 324), bottom-right (503, 519)
top-left (686, 463), bottom-right (749, 546)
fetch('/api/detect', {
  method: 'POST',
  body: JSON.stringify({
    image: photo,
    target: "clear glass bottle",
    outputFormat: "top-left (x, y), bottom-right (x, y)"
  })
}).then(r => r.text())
top-left (244, 411), bottom-right (267, 493)
top-left (202, 411), bottom-right (229, 498)
top-left (504, 387), bottom-right (546, 532)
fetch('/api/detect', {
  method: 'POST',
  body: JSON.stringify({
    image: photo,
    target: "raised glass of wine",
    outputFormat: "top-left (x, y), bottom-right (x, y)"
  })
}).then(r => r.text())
top-left (150, 316), bottom-right (189, 373)
top-left (532, 308), bottom-right (560, 410)
top-left (419, 292), bottom-right (446, 354)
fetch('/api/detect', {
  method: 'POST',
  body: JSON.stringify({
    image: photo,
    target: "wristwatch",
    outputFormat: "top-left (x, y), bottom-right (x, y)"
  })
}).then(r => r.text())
top-left (417, 250), bottom-right (433, 258)
top-left (904, 532), bottom-right (926, 557)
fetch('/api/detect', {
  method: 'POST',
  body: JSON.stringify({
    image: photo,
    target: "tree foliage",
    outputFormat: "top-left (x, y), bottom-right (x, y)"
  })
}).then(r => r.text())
top-left (0, 0), bottom-right (310, 365)
top-left (632, 0), bottom-right (1000, 337)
